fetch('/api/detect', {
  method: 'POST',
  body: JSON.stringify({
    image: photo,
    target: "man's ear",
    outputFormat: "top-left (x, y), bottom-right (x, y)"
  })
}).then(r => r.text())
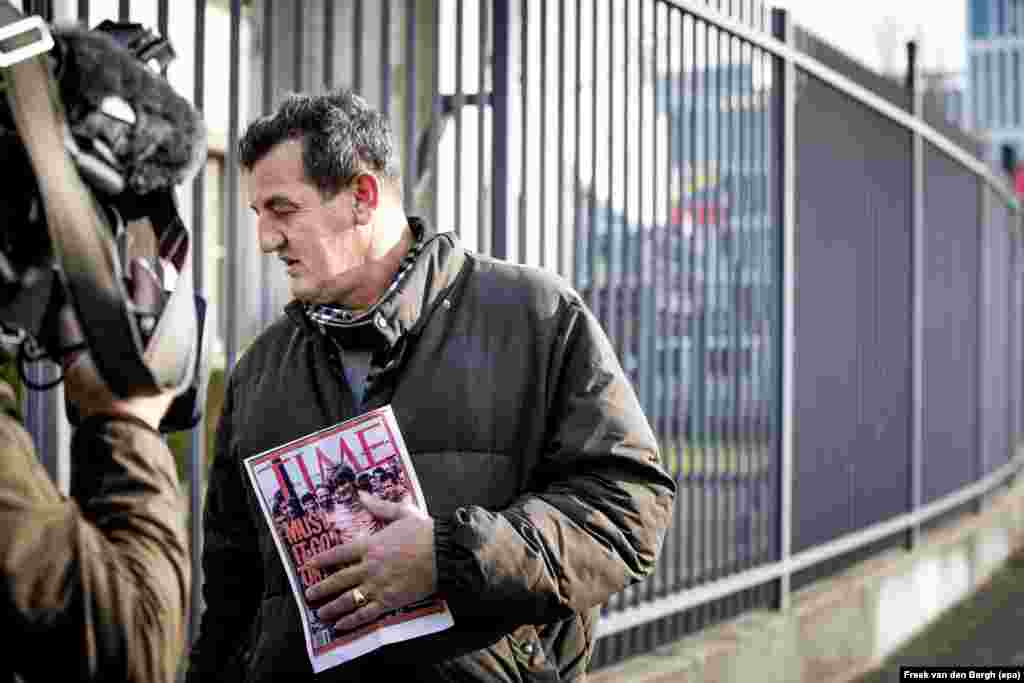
top-left (351, 174), bottom-right (380, 224)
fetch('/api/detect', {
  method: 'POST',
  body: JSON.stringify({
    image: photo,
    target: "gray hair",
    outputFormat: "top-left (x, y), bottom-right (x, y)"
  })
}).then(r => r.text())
top-left (238, 88), bottom-right (401, 199)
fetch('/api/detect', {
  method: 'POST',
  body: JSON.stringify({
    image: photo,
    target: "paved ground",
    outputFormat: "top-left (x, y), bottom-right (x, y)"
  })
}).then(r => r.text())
top-left (854, 548), bottom-right (1024, 682)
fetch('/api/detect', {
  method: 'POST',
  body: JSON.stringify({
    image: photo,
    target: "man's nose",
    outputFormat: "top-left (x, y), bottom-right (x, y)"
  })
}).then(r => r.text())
top-left (257, 218), bottom-right (285, 253)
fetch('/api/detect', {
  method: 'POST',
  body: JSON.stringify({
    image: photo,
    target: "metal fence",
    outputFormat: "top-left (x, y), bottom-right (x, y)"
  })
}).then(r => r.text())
top-left (15, 0), bottom-right (1024, 674)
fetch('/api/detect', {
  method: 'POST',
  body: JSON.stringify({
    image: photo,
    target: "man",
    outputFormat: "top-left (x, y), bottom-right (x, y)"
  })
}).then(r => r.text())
top-left (300, 491), bottom-right (318, 516)
top-left (315, 482), bottom-right (334, 512)
top-left (378, 467), bottom-right (408, 504)
top-left (1, 343), bottom-right (185, 682)
top-left (188, 89), bottom-right (675, 682)
top-left (0, 10), bottom-right (204, 681)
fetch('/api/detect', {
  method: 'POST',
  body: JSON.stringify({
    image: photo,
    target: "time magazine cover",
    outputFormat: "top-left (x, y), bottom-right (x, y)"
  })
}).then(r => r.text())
top-left (243, 405), bottom-right (454, 673)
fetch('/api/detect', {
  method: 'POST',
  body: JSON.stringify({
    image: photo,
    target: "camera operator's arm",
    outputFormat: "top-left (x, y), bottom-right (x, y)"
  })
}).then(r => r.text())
top-left (0, 358), bottom-right (187, 683)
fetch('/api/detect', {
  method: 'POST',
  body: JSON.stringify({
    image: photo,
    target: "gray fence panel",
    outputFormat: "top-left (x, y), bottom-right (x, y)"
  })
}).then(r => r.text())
top-left (921, 144), bottom-right (981, 503)
top-left (983, 189), bottom-right (1014, 474)
top-left (792, 72), bottom-right (912, 552)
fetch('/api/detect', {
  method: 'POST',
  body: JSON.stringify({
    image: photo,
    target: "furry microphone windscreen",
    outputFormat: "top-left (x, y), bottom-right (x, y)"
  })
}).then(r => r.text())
top-left (52, 24), bottom-right (207, 196)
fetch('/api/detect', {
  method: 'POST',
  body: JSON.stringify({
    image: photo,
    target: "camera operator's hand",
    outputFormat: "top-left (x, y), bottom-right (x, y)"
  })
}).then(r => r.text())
top-left (63, 351), bottom-right (175, 431)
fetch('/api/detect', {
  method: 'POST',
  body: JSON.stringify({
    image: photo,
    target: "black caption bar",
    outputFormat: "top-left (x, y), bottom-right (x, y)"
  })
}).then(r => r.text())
top-left (901, 667), bottom-right (1023, 680)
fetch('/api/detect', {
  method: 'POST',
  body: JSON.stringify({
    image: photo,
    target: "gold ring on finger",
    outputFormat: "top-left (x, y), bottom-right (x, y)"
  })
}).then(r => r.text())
top-left (351, 587), bottom-right (368, 608)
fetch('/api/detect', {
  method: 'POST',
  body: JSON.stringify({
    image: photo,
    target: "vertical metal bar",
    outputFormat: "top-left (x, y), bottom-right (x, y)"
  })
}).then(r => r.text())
top-left (908, 41), bottom-right (924, 549)
top-left (431, 0), bottom-right (441, 230)
top-left (539, 0), bottom-right (548, 268)
top-left (263, 2), bottom-right (274, 112)
top-left (77, 0), bottom-right (88, 23)
top-left (557, 0), bottom-right (567, 277)
top-left (662, 0), bottom-right (675, 607)
top-left (324, 0), bottom-right (334, 88)
top-left (657, 0), bottom-right (670, 616)
top-left (225, 0), bottom-right (241, 373)
top-left (761, 40), bottom-right (773, 606)
top-left (517, 0), bottom-right (526, 258)
top-left (382, 0), bottom-right (392, 118)
top-left (574, 0), bottom-right (583, 288)
top-left (749, 38), bottom-right (760, 586)
top-left (771, 7), bottom-right (794, 611)
top-left (729, 22), bottom-right (741, 599)
top-left (730, 30), bottom-right (743, 589)
top-left (739, 34), bottom-right (752, 596)
top-left (188, 0), bottom-right (207, 647)
top-left (260, 0), bottom-right (274, 330)
top-left (751, 35), bottom-right (764, 607)
top-left (606, 0), bottom-right (616, 352)
top-left (687, 8), bottom-right (701, 598)
top-left (641, 0), bottom-right (652, 612)
top-left (603, 0), bottom-right (620, 620)
top-left (492, 0), bottom-right (512, 260)
top-left (637, 0), bottom-right (649, 635)
top-left (354, 0), bottom-right (364, 93)
top-left (638, 0), bottom-right (647, 424)
top-left (587, 0), bottom-right (598, 310)
top-left (711, 17), bottom-right (724, 616)
top-left (698, 12), bottom-right (712, 600)
top-left (733, 34), bottom-right (745, 593)
top-left (404, 0), bottom-right (416, 210)
top-left (696, 9), bottom-right (712, 630)
top-left (455, 0), bottom-right (465, 238)
top-left (294, 0), bottom-right (304, 90)
top-left (478, 0), bottom-right (490, 255)
top-left (747, 36), bottom-right (759, 608)
top-left (621, 0), bottom-right (630, 375)
top-left (119, 0), bottom-right (129, 21)
top-left (725, 18), bottom-right (737, 592)
top-left (703, 16), bottom-right (717, 608)
top-left (675, 7), bottom-right (687, 596)
top-left (157, 0), bottom-right (168, 42)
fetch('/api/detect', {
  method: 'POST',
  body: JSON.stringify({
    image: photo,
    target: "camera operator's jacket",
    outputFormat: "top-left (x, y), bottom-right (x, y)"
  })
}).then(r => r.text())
top-left (0, 382), bottom-right (189, 683)
top-left (188, 219), bottom-right (676, 682)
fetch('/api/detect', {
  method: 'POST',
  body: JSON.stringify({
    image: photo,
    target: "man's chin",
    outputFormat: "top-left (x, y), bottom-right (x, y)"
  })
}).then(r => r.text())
top-left (291, 285), bottom-right (318, 304)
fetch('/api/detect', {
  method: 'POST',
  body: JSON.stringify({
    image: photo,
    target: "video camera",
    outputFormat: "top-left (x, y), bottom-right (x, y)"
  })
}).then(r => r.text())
top-left (0, 4), bottom-right (209, 432)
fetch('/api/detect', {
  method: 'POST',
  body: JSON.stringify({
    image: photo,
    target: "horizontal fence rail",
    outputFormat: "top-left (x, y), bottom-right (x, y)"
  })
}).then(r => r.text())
top-left (14, 0), bottom-right (1024, 674)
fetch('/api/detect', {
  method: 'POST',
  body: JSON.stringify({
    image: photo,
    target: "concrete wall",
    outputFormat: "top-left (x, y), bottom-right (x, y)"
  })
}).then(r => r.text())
top-left (592, 473), bottom-right (1024, 683)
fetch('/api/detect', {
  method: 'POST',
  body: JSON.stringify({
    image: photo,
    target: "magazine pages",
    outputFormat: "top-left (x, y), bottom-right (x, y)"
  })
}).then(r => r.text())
top-left (243, 405), bottom-right (454, 673)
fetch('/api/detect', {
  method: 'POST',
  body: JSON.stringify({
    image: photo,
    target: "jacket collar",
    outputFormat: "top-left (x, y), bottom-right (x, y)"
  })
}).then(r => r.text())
top-left (286, 217), bottom-right (467, 350)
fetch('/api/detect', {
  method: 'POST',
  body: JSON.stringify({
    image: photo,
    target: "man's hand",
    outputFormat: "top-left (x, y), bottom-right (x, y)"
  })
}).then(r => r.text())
top-left (58, 301), bottom-right (175, 432)
top-left (63, 351), bottom-right (174, 432)
top-left (304, 492), bottom-right (436, 632)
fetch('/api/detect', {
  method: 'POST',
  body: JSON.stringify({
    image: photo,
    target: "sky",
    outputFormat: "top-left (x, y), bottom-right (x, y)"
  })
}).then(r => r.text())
top-left (771, 0), bottom-right (967, 77)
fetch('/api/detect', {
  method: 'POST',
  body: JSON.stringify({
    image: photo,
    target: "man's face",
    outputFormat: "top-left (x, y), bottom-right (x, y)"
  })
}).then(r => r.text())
top-left (334, 481), bottom-right (354, 503)
top-left (244, 139), bottom-right (371, 302)
top-left (316, 487), bottom-right (332, 508)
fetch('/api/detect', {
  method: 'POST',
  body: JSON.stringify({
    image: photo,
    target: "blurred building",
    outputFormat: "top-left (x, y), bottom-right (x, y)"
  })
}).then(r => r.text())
top-left (576, 64), bottom-right (775, 436)
top-left (966, 0), bottom-right (1024, 163)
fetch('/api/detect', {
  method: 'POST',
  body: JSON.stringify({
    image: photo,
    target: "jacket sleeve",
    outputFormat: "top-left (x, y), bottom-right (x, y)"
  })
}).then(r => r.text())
top-left (0, 405), bottom-right (189, 683)
top-left (433, 299), bottom-right (676, 623)
top-left (186, 376), bottom-right (263, 682)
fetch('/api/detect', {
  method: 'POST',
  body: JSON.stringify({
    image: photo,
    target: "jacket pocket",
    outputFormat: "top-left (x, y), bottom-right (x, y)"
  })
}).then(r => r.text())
top-left (508, 625), bottom-right (561, 682)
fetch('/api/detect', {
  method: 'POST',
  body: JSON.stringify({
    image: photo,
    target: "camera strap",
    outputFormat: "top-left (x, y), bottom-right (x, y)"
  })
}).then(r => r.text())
top-left (0, 2), bottom-right (198, 398)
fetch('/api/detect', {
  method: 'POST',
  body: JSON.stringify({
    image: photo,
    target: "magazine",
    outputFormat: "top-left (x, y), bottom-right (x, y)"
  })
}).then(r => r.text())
top-left (243, 405), bottom-right (454, 673)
